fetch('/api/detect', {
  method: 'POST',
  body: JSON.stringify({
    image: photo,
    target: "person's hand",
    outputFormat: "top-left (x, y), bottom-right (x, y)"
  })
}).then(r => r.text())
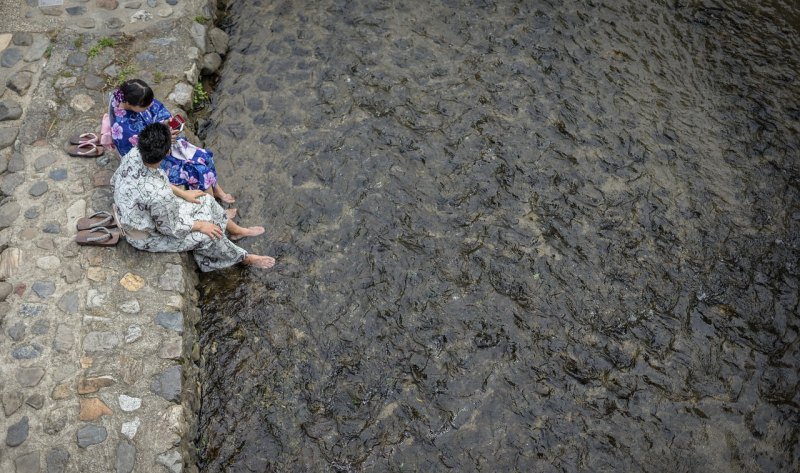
top-left (192, 221), bottom-right (224, 240)
top-left (170, 128), bottom-right (180, 143)
top-left (179, 189), bottom-right (205, 204)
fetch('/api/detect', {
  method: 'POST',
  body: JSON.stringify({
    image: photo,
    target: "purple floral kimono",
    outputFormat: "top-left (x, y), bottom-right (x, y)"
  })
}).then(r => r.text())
top-left (109, 91), bottom-right (219, 191)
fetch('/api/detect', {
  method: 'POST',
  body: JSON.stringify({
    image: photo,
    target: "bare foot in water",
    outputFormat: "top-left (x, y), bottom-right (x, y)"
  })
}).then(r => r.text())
top-left (229, 225), bottom-right (265, 241)
top-left (225, 208), bottom-right (238, 219)
top-left (243, 254), bottom-right (275, 269)
top-left (214, 188), bottom-right (236, 204)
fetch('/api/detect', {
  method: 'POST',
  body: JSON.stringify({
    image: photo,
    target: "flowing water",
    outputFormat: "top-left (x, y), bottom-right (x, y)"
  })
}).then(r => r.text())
top-left (194, 0), bottom-right (800, 471)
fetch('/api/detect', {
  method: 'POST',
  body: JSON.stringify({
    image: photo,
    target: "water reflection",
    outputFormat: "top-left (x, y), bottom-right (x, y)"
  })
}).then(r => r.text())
top-left (196, 1), bottom-right (799, 471)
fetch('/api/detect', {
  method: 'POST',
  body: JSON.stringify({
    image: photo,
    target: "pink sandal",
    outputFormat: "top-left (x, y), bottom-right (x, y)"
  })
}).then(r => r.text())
top-left (66, 142), bottom-right (105, 158)
top-left (69, 132), bottom-right (100, 145)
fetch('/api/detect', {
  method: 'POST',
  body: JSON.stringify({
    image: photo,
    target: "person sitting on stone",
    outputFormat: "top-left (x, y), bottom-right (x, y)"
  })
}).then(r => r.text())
top-left (111, 122), bottom-right (275, 271)
top-left (109, 78), bottom-right (236, 205)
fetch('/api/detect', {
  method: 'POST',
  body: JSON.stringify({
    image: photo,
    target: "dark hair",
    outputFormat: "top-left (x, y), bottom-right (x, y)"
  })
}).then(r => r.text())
top-left (119, 79), bottom-right (154, 107)
top-left (138, 123), bottom-right (171, 164)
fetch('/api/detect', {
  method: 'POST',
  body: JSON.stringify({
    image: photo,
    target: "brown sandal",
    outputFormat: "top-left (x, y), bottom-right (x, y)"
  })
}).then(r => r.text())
top-left (76, 211), bottom-right (117, 231)
top-left (66, 142), bottom-right (105, 158)
top-left (75, 227), bottom-right (120, 246)
top-left (69, 132), bottom-right (100, 145)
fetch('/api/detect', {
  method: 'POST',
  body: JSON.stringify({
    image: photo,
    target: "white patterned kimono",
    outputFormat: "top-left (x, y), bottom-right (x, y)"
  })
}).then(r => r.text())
top-left (111, 147), bottom-right (247, 272)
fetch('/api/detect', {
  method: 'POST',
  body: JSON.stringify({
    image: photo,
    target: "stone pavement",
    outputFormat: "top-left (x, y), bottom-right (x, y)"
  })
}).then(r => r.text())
top-left (0, 1), bottom-right (233, 471)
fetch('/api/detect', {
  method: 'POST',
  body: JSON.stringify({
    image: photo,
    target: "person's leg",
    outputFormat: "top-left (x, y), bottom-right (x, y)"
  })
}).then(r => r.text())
top-left (213, 182), bottom-right (236, 204)
top-left (225, 218), bottom-right (265, 241)
top-left (243, 254), bottom-right (276, 269)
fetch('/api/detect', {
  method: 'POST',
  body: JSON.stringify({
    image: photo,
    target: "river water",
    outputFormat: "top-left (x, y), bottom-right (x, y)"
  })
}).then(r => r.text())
top-left (194, 1), bottom-right (800, 471)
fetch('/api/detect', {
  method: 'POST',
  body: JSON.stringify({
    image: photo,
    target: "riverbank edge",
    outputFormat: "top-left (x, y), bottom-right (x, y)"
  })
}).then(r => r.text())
top-left (0, 1), bottom-right (230, 471)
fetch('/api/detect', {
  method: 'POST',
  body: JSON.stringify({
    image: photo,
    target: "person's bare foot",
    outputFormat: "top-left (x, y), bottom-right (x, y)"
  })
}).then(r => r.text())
top-left (215, 188), bottom-right (236, 204)
top-left (229, 225), bottom-right (265, 241)
top-left (243, 254), bottom-right (275, 269)
top-left (225, 208), bottom-right (238, 219)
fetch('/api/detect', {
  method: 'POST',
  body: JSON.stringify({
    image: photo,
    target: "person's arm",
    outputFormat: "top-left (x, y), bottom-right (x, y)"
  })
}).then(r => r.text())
top-left (170, 185), bottom-right (205, 203)
top-left (191, 221), bottom-right (224, 240)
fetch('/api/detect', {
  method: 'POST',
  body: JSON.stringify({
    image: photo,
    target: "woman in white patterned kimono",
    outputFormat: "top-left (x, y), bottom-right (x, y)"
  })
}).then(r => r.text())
top-left (111, 123), bottom-right (275, 271)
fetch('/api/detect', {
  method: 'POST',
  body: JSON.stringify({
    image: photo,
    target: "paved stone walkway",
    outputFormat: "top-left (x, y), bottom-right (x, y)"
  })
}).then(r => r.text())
top-left (0, 1), bottom-right (232, 471)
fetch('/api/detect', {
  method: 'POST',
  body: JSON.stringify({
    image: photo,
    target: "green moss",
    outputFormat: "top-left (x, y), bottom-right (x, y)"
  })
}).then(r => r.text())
top-left (194, 16), bottom-right (209, 25)
top-left (193, 82), bottom-right (209, 108)
top-left (88, 37), bottom-right (117, 58)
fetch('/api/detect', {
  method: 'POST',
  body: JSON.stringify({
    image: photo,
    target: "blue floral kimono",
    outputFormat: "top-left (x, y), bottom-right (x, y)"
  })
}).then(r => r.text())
top-left (109, 93), bottom-right (219, 191)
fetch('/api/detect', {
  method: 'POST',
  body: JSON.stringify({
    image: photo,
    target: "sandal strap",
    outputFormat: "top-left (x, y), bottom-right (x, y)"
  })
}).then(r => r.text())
top-left (85, 227), bottom-right (114, 242)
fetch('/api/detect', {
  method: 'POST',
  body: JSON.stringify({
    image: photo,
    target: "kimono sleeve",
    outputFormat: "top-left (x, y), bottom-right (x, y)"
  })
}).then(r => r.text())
top-left (147, 186), bottom-right (194, 239)
top-left (150, 99), bottom-right (173, 122)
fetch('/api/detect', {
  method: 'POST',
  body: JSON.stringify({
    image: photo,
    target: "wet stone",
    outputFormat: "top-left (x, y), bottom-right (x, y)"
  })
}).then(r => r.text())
top-left (116, 440), bottom-right (136, 473)
top-left (49, 168), bottom-right (68, 181)
top-left (76, 425), bottom-right (107, 448)
top-left (4, 319), bottom-right (22, 335)
top-left (57, 291), bottom-right (80, 314)
top-left (33, 153), bottom-right (57, 171)
top-left (29, 181), bottom-right (49, 197)
top-left (2, 391), bottom-right (24, 416)
top-left (0, 48), bottom-right (22, 68)
top-left (14, 450), bottom-right (39, 473)
top-left (150, 365), bottom-right (181, 402)
top-left (6, 416), bottom-right (29, 447)
top-left (31, 318), bottom-right (50, 335)
top-left (155, 311), bottom-right (183, 333)
top-left (83, 331), bottom-right (120, 352)
top-left (65, 6), bottom-right (86, 15)
top-left (32, 281), bottom-right (56, 298)
top-left (24, 207), bottom-right (40, 219)
top-left (16, 366), bottom-right (45, 387)
top-left (65, 51), bottom-right (87, 67)
top-left (46, 448), bottom-right (70, 473)
top-left (0, 99), bottom-right (23, 121)
top-left (7, 71), bottom-right (33, 95)
top-left (25, 394), bottom-right (44, 410)
top-left (42, 222), bottom-right (60, 234)
top-left (12, 343), bottom-right (43, 360)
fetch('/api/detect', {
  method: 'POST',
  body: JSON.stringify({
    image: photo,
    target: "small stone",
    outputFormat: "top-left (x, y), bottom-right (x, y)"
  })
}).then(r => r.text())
top-left (159, 338), bottom-right (182, 359)
top-left (62, 263), bottom-right (83, 284)
top-left (150, 365), bottom-right (181, 402)
top-left (19, 227), bottom-right (37, 240)
top-left (32, 281), bottom-right (56, 298)
top-left (31, 318), bottom-right (50, 335)
top-left (86, 289), bottom-right (107, 308)
top-left (156, 6), bottom-right (173, 17)
top-left (146, 0), bottom-right (156, 6)
top-left (119, 299), bottom-right (140, 314)
top-left (190, 21), bottom-right (206, 53)
top-left (44, 409), bottom-right (67, 434)
top-left (120, 273), bottom-right (145, 291)
top-left (51, 325), bottom-right (72, 355)
top-left (167, 82), bottom-right (193, 109)
top-left (116, 440), bottom-right (136, 473)
top-left (12, 343), bottom-right (43, 360)
top-left (0, 48), bottom-right (22, 68)
top-left (6, 416), bottom-right (29, 447)
top-left (0, 202), bottom-right (21, 229)
top-left (124, 1), bottom-right (142, 8)
top-left (36, 255), bottom-right (60, 270)
top-left (158, 264), bottom-right (184, 292)
top-left (24, 207), bottom-right (40, 219)
top-left (208, 27), bottom-right (229, 54)
top-left (87, 267), bottom-right (106, 282)
top-left (70, 94), bottom-right (94, 112)
top-left (78, 397), bottom-right (113, 421)
top-left (18, 303), bottom-right (45, 317)
top-left (57, 291), bottom-right (80, 314)
top-left (119, 356), bottom-right (143, 385)
top-left (155, 311), bottom-right (183, 333)
top-left (40, 7), bottom-right (64, 17)
top-left (0, 281), bottom-right (14, 300)
top-left (24, 36), bottom-right (50, 62)
top-left (93, 169), bottom-right (113, 187)
top-left (16, 366), bottom-right (45, 387)
top-left (107, 17), bottom-right (125, 29)
top-left (33, 152), bottom-right (58, 171)
top-left (121, 417), bottom-right (141, 439)
top-left (166, 0), bottom-right (177, 5)
top-left (166, 295), bottom-right (183, 309)
top-left (25, 394), bottom-right (44, 410)
top-left (2, 391), bottom-right (24, 416)
top-left (14, 451), bottom-right (39, 472)
top-left (7, 322), bottom-right (25, 341)
top-left (118, 394), bottom-right (141, 412)
top-left (8, 151), bottom-right (24, 172)
top-left (46, 448), bottom-right (70, 473)
top-left (76, 425), bottom-right (107, 448)
top-left (65, 51), bottom-right (87, 67)
top-left (97, 0), bottom-right (119, 9)
top-left (0, 126), bottom-right (18, 148)
top-left (49, 168), bottom-right (68, 181)
top-left (42, 222), bottom-right (60, 233)
top-left (125, 325), bottom-right (142, 343)
top-left (83, 331), bottom-right (119, 352)
top-left (54, 76), bottom-right (77, 89)
top-left (12, 32), bottom-right (33, 46)
top-left (29, 181), bottom-right (49, 197)
top-left (83, 73), bottom-right (105, 90)
top-left (7, 71), bottom-right (33, 95)
top-left (131, 9), bottom-right (153, 22)
top-left (156, 449), bottom-right (182, 473)
top-left (51, 383), bottom-right (72, 401)
top-left (77, 17), bottom-right (96, 28)
top-left (66, 6), bottom-right (87, 15)
top-left (201, 52), bottom-right (222, 75)
top-left (77, 375), bottom-right (115, 394)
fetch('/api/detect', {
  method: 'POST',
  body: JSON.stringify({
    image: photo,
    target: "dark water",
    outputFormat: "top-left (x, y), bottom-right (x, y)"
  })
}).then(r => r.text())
top-left (195, 0), bottom-right (800, 471)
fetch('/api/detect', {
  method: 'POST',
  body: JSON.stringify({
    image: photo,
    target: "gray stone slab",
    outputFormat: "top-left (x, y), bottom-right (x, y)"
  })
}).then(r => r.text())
top-left (49, 168), bottom-right (68, 181)
top-left (16, 367), bottom-right (45, 387)
top-left (26, 394), bottom-right (44, 410)
top-left (7, 71), bottom-right (33, 95)
top-left (32, 280), bottom-right (56, 298)
top-left (76, 425), bottom-right (107, 448)
top-left (8, 152), bottom-right (24, 172)
top-left (19, 303), bottom-right (46, 317)
top-left (24, 207), bottom-right (40, 219)
top-left (24, 36), bottom-right (50, 63)
top-left (12, 33), bottom-right (33, 46)
top-left (1, 172), bottom-right (24, 195)
top-left (0, 100), bottom-right (22, 121)
top-left (65, 51), bottom-right (87, 67)
top-left (53, 324), bottom-right (74, 353)
top-left (12, 343), bottom-right (43, 360)
top-left (29, 181), bottom-right (49, 197)
top-left (150, 365), bottom-right (181, 402)
top-left (155, 311), bottom-right (183, 333)
top-left (42, 222), bottom-right (60, 233)
top-left (0, 126), bottom-right (18, 149)
top-left (33, 153), bottom-right (57, 171)
top-left (6, 416), bottom-right (29, 446)
top-left (0, 202), bottom-right (20, 228)
top-left (115, 440), bottom-right (136, 473)
top-left (83, 331), bottom-right (120, 352)
top-left (57, 291), bottom-right (80, 314)
top-left (8, 322), bottom-right (25, 341)
top-left (32, 318), bottom-right (50, 335)
top-left (2, 391), bottom-right (23, 416)
top-left (65, 6), bottom-right (86, 15)
top-left (0, 48), bottom-right (22, 68)
top-left (46, 447), bottom-right (70, 473)
top-left (14, 450), bottom-right (39, 473)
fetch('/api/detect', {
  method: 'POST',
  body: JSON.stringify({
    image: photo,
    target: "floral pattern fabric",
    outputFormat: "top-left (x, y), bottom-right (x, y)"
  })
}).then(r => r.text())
top-left (109, 92), bottom-right (219, 191)
top-left (111, 147), bottom-right (246, 272)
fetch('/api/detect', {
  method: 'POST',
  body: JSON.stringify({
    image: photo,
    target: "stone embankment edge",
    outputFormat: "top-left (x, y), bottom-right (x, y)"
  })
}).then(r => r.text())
top-left (0, 1), bottom-right (233, 472)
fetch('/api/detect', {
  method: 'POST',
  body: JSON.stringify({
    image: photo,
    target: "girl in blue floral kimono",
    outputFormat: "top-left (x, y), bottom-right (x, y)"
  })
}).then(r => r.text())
top-left (109, 79), bottom-right (236, 204)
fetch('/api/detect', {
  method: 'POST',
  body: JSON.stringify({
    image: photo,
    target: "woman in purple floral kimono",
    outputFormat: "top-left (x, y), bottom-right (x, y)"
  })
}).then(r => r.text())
top-left (109, 79), bottom-right (236, 204)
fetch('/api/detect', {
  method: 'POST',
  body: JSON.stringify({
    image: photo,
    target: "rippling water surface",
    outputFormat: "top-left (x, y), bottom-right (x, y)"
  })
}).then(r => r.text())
top-left (195, 1), bottom-right (800, 471)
